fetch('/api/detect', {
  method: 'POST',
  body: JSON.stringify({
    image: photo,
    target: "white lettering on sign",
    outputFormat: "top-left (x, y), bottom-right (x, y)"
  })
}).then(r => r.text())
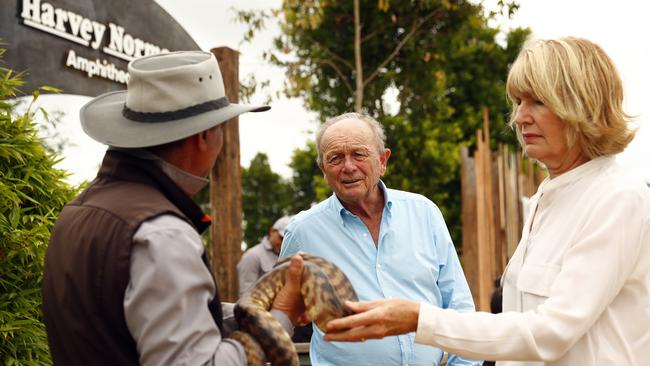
top-left (104, 23), bottom-right (169, 62)
top-left (21, 0), bottom-right (105, 48)
top-left (20, 0), bottom-right (169, 61)
top-left (65, 49), bottom-right (129, 84)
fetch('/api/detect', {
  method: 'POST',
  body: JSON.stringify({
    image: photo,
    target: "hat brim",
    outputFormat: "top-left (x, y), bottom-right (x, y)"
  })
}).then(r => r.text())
top-left (80, 90), bottom-right (270, 148)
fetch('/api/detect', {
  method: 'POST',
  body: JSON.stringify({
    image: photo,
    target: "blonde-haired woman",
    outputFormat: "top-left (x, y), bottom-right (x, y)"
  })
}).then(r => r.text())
top-left (324, 37), bottom-right (650, 365)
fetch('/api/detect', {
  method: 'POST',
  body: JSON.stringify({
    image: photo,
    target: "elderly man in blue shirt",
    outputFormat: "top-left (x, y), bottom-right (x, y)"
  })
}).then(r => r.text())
top-left (280, 112), bottom-right (481, 366)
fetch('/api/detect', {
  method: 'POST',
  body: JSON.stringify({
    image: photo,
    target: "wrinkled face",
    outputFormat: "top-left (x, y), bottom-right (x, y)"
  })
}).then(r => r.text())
top-left (513, 93), bottom-right (582, 170)
top-left (319, 118), bottom-right (389, 205)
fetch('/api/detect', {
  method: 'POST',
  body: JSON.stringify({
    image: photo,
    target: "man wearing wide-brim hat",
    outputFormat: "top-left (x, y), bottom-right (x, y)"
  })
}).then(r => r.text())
top-left (42, 51), bottom-right (306, 366)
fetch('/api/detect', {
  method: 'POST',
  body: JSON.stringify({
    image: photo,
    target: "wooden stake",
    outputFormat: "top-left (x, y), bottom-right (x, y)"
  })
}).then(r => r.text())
top-left (209, 47), bottom-right (243, 302)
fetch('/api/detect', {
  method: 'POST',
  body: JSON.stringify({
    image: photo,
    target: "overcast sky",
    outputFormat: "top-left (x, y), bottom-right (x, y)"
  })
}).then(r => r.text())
top-left (30, 0), bottom-right (650, 185)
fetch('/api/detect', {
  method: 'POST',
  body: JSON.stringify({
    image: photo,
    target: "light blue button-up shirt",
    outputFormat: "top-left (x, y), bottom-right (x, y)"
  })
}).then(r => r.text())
top-left (280, 182), bottom-right (481, 366)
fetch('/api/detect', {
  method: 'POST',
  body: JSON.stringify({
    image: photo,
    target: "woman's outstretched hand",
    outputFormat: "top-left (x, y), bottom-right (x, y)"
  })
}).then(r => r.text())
top-left (324, 298), bottom-right (420, 342)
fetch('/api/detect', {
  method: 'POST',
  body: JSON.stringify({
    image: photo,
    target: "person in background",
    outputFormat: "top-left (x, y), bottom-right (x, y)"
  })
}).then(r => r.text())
top-left (237, 215), bottom-right (291, 297)
top-left (42, 51), bottom-right (306, 366)
top-left (325, 37), bottom-right (650, 366)
top-left (280, 112), bottom-right (481, 366)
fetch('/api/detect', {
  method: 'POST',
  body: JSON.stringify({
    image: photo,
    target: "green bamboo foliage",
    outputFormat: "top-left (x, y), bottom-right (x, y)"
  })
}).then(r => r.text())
top-left (0, 47), bottom-right (77, 365)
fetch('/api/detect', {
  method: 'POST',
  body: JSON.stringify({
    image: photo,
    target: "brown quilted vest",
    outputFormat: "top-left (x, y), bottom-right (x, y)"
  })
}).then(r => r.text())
top-left (42, 150), bottom-right (223, 365)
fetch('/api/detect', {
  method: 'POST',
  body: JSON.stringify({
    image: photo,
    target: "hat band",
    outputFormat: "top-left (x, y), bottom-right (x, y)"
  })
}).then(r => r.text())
top-left (122, 97), bottom-right (230, 123)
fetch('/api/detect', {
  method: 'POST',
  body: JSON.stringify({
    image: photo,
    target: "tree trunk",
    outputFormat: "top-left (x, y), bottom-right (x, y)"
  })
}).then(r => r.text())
top-left (209, 47), bottom-right (243, 302)
top-left (353, 0), bottom-right (363, 112)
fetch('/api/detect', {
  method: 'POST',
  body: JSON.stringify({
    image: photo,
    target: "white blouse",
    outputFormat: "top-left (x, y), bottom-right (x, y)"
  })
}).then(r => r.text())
top-left (415, 156), bottom-right (650, 365)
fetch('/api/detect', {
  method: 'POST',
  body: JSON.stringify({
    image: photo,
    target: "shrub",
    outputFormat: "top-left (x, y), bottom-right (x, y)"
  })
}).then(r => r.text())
top-left (0, 47), bottom-right (77, 365)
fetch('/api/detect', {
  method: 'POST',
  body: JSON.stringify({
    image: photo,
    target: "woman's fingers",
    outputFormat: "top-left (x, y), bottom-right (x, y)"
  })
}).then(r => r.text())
top-left (326, 311), bottom-right (368, 332)
top-left (344, 300), bottom-right (377, 313)
top-left (327, 301), bottom-right (380, 331)
top-left (325, 298), bottom-right (421, 342)
top-left (324, 325), bottom-right (379, 342)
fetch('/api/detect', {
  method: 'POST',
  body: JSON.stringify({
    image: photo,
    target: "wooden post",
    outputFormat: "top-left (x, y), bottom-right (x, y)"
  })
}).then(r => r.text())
top-left (495, 146), bottom-right (507, 274)
top-left (209, 47), bottom-right (242, 302)
top-left (474, 128), bottom-right (488, 311)
top-left (503, 146), bottom-right (521, 259)
top-left (483, 108), bottom-right (497, 290)
top-left (460, 146), bottom-right (479, 307)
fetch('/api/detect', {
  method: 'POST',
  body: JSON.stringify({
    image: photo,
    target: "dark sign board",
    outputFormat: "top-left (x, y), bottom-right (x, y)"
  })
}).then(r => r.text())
top-left (0, 0), bottom-right (200, 96)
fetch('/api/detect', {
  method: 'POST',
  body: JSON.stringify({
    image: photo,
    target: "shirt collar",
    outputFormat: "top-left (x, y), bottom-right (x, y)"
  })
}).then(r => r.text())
top-left (537, 155), bottom-right (614, 195)
top-left (331, 180), bottom-right (393, 223)
top-left (108, 147), bottom-right (209, 197)
top-left (260, 236), bottom-right (274, 251)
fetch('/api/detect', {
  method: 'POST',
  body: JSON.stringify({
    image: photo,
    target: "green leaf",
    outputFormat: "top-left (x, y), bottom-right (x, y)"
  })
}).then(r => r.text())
top-left (0, 45), bottom-right (77, 365)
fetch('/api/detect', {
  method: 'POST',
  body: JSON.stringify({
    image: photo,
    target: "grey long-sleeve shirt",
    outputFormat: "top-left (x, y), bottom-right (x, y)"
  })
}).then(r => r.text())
top-left (121, 149), bottom-right (292, 365)
top-left (125, 215), bottom-right (247, 365)
top-left (237, 236), bottom-right (279, 297)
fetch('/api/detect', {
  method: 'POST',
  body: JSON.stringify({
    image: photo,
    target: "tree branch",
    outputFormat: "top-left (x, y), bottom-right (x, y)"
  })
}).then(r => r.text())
top-left (303, 34), bottom-right (355, 71)
top-left (361, 13), bottom-right (432, 44)
top-left (354, 0), bottom-right (363, 111)
top-left (317, 59), bottom-right (355, 95)
top-left (363, 9), bottom-right (442, 88)
top-left (320, 43), bottom-right (355, 72)
top-left (361, 22), bottom-right (393, 44)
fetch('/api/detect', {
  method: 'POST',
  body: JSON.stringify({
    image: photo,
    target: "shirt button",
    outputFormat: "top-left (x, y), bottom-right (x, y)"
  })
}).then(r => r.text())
top-left (377, 264), bottom-right (381, 268)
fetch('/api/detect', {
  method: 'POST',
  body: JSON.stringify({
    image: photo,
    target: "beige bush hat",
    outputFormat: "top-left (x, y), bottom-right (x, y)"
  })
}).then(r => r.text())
top-left (80, 51), bottom-right (269, 148)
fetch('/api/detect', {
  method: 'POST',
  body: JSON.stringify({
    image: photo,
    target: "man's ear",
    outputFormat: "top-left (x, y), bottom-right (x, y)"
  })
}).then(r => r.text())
top-left (379, 148), bottom-right (391, 175)
top-left (196, 130), bottom-right (209, 152)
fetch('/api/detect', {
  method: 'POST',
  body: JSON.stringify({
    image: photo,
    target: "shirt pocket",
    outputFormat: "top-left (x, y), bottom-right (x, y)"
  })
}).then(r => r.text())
top-left (516, 263), bottom-right (560, 310)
